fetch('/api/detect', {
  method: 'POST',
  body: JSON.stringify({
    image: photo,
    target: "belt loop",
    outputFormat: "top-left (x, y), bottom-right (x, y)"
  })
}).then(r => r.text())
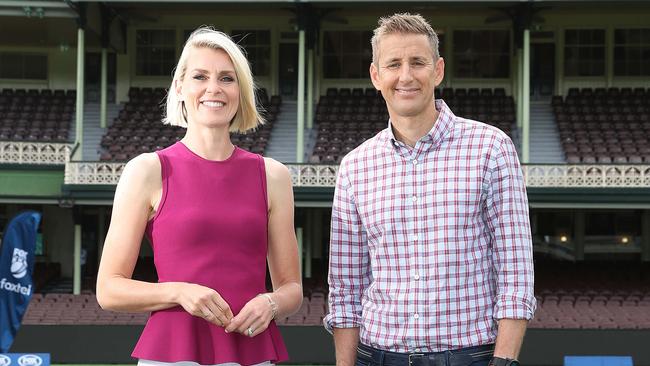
top-left (444, 350), bottom-right (451, 366)
top-left (377, 349), bottom-right (385, 366)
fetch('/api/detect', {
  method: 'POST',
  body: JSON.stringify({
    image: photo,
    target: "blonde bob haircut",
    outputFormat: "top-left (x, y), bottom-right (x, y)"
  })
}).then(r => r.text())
top-left (163, 27), bottom-right (264, 133)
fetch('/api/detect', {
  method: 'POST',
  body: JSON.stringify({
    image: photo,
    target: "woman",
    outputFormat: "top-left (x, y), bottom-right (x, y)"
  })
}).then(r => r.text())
top-left (96, 27), bottom-right (302, 366)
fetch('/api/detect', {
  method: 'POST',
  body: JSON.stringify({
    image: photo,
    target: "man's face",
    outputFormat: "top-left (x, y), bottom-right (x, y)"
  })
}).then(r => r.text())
top-left (370, 33), bottom-right (444, 121)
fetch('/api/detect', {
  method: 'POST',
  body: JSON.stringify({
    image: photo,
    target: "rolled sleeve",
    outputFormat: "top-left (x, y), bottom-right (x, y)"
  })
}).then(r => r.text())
top-left (485, 136), bottom-right (537, 321)
top-left (323, 161), bottom-right (371, 333)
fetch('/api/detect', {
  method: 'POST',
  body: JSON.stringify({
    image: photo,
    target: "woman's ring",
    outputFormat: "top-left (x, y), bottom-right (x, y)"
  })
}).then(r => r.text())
top-left (247, 327), bottom-right (254, 337)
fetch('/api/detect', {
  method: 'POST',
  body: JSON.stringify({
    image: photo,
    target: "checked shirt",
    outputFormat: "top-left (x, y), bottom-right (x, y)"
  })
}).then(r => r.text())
top-left (324, 99), bottom-right (536, 353)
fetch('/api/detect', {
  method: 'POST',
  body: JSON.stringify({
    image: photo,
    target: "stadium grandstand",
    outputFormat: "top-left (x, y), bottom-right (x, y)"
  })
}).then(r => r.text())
top-left (1, 0), bottom-right (650, 364)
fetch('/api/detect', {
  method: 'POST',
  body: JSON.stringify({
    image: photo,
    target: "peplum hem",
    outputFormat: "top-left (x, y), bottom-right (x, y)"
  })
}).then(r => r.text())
top-left (132, 308), bottom-right (288, 365)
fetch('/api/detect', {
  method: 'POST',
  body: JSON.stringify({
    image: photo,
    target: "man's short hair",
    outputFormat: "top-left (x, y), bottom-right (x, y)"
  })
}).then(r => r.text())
top-left (371, 13), bottom-right (440, 65)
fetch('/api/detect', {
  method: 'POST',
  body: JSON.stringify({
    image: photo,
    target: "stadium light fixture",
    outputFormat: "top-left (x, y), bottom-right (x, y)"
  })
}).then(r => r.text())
top-left (621, 236), bottom-right (629, 245)
top-left (559, 235), bottom-right (568, 243)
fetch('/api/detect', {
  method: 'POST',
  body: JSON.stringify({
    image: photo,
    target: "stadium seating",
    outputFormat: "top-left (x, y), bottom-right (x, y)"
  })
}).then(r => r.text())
top-left (441, 87), bottom-right (516, 138)
top-left (310, 87), bottom-right (516, 163)
top-left (530, 261), bottom-right (650, 329)
top-left (23, 273), bottom-right (650, 329)
top-left (553, 87), bottom-right (650, 163)
top-left (23, 293), bottom-right (149, 325)
top-left (275, 279), bottom-right (328, 326)
top-left (98, 87), bottom-right (280, 161)
top-left (22, 261), bottom-right (650, 328)
top-left (0, 88), bottom-right (75, 142)
top-left (22, 289), bottom-right (327, 326)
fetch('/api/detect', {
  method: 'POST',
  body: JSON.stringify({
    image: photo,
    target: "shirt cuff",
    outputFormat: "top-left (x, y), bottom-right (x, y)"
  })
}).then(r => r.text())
top-left (493, 293), bottom-right (538, 320)
top-left (323, 312), bottom-right (361, 334)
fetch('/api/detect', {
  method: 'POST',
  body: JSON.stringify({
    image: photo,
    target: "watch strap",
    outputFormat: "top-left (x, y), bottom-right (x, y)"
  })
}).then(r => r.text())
top-left (490, 357), bottom-right (519, 366)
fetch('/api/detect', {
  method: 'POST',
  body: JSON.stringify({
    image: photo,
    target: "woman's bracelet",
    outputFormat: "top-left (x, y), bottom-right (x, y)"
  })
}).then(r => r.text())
top-left (257, 293), bottom-right (278, 319)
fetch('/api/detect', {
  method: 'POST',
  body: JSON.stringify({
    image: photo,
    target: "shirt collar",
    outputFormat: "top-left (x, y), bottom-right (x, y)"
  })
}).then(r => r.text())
top-left (383, 99), bottom-right (456, 149)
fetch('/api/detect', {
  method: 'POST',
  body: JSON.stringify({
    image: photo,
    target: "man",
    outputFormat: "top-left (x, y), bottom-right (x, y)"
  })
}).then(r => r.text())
top-left (324, 13), bottom-right (536, 366)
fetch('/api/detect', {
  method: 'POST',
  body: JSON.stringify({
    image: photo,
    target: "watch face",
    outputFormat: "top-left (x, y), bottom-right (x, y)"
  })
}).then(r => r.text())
top-left (508, 361), bottom-right (521, 366)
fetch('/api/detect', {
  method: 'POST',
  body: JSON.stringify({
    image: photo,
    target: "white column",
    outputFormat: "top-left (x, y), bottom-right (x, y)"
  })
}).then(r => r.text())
top-left (296, 227), bottom-right (304, 277)
top-left (100, 48), bottom-right (108, 128)
top-left (517, 49), bottom-right (523, 129)
top-left (296, 29), bottom-right (306, 163)
top-left (307, 49), bottom-right (314, 129)
top-left (73, 224), bottom-right (81, 295)
top-left (74, 28), bottom-right (85, 160)
top-left (522, 29), bottom-right (531, 164)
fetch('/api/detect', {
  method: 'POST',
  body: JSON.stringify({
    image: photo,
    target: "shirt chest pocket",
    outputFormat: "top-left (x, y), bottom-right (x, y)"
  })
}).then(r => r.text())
top-left (357, 179), bottom-right (416, 263)
top-left (424, 167), bottom-right (486, 245)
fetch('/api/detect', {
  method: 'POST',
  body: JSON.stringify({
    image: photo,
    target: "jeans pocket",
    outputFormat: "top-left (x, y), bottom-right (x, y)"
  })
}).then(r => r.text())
top-left (470, 359), bottom-right (490, 366)
top-left (451, 353), bottom-right (492, 366)
top-left (355, 346), bottom-right (374, 366)
top-left (355, 358), bottom-right (372, 366)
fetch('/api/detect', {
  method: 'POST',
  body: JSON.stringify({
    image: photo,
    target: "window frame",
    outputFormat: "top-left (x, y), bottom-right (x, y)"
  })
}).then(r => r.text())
top-left (230, 29), bottom-right (272, 77)
top-left (321, 29), bottom-right (374, 80)
top-left (613, 28), bottom-right (650, 77)
top-left (134, 28), bottom-right (177, 77)
top-left (0, 52), bottom-right (48, 81)
top-left (451, 29), bottom-right (512, 79)
top-left (563, 28), bottom-right (607, 77)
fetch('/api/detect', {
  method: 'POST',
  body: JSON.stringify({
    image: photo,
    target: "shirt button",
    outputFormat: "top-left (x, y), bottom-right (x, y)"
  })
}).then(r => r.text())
top-left (412, 234), bottom-right (418, 241)
top-left (412, 159), bottom-right (418, 165)
top-left (413, 313), bottom-right (419, 319)
top-left (412, 195), bottom-right (417, 203)
top-left (414, 348), bottom-right (421, 352)
top-left (414, 273), bottom-right (420, 280)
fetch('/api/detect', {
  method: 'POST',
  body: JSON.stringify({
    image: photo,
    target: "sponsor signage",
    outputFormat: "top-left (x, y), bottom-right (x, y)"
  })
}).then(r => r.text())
top-left (0, 211), bottom-right (41, 352)
top-left (0, 354), bottom-right (50, 366)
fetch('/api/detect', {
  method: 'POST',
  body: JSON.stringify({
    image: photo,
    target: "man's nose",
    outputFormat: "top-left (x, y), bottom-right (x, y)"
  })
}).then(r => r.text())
top-left (398, 64), bottom-right (414, 81)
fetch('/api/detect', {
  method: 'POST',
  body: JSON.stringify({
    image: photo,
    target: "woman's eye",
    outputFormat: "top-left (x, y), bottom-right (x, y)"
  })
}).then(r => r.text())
top-left (222, 76), bottom-right (235, 82)
top-left (193, 74), bottom-right (206, 80)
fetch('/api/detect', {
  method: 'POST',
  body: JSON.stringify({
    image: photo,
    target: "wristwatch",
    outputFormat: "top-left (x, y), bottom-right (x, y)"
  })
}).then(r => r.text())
top-left (489, 357), bottom-right (520, 366)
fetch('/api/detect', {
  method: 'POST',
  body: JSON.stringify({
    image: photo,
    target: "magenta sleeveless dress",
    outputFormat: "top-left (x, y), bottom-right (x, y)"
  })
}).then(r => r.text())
top-left (132, 142), bottom-right (289, 365)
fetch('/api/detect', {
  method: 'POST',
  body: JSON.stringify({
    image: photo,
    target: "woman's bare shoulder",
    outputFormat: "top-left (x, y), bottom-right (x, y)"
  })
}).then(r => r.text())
top-left (117, 152), bottom-right (161, 190)
top-left (262, 157), bottom-right (290, 184)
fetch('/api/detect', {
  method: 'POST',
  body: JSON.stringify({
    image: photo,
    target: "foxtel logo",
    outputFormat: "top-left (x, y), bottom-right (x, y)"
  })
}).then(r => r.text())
top-left (0, 278), bottom-right (32, 296)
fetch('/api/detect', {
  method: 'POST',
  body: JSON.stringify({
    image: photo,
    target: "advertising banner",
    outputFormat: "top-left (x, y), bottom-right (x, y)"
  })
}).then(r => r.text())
top-left (0, 211), bottom-right (42, 352)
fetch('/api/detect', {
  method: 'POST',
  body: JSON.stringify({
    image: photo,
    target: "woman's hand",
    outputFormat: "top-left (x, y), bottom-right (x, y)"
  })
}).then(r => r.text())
top-left (175, 283), bottom-right (234, 328)
top-left (225, 294), bottom-right (274, 337)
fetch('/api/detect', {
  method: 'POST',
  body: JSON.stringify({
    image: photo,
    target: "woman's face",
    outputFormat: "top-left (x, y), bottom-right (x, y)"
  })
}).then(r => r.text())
top-left (176, 47), bottom-right (240, 128)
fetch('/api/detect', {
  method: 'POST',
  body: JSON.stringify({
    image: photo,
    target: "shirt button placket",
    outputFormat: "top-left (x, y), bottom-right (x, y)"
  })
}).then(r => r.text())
top-left (410, 154), bottom-right (421, 343)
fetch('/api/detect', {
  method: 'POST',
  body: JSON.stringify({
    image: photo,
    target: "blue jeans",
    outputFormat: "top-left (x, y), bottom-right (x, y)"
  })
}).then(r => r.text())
top-left (355, 358), bottom-right (489, 366)
top-left (355, 343), bottom-right (493, 366)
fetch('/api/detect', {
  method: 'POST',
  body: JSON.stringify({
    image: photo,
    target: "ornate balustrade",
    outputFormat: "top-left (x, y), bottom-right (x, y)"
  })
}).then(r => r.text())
top-left (64, 161), bottom-right (125, 185)
top-left (523, 165), bottom-right (650, 188)
top-left (0, 141), bottom-right (71, 165)
top-left (63, 162), bottom-right (650, 188)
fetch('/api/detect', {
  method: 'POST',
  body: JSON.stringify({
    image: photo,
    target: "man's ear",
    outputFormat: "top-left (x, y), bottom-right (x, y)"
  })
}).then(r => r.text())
top-left (370, 62), bottom-right (380, 91)
top-left (433, 57), bottom-right (445, 87)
